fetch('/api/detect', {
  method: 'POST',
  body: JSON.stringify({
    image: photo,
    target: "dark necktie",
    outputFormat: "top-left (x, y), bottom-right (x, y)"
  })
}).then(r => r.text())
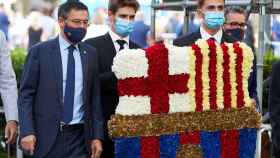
top-left (116, 39), bottom-right (127, 51)
top-left (62, 45), bottom-right (76, 124)
top-left (209, 37), bottom-right (216, 42)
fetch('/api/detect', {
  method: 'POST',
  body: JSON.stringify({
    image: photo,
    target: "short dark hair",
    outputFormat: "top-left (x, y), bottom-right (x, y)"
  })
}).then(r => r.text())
top-left (58, 1), bottom-right (88, 19)
top-left (225, 6), bottom-right (246, 20)
top-left (197, 0), bottom-right (225, 8)
top-left (108, 0), bottom-right (140, 14)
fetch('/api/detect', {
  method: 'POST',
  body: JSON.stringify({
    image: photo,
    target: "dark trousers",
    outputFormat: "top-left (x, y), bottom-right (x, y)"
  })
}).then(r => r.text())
top-left (273, 144), bottom-right (280, 158)
top-left (44, 125), bottom-right (89, 158)
top-left (101, 138), bottom-right (114, 158)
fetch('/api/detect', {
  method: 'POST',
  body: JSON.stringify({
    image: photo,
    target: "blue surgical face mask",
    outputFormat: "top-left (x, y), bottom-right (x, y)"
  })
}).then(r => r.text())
top-left (64, 24), bottom-right (87, 44)
top-left (204, 11), bottom-right (225, 29)
top-left (114, 17), bottom-right (134, 37)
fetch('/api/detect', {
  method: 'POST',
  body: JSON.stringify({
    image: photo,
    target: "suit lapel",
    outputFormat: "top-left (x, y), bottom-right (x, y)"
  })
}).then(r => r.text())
top-left (104, 33), bottom-right (117, 56)
top-left (189, 30), bottom-right (202, 45)
top-left (50, 37), bottom-right (63, 101)
top-left (78, 43), bottom-right (88, 101)
top-left (196, 30), bottom-right (202, 39)
top-left (102, 33), bottom-right (118, 67)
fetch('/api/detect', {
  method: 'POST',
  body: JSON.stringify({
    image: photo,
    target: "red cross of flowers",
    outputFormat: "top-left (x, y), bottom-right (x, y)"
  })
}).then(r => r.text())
top-left (118, 43), bottom-right (190, 114)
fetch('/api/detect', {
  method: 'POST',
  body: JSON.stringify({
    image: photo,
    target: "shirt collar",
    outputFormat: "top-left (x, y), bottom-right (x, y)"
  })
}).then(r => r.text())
top-left (109, 29), bottom-right (129, 44)
top-left (200, 26), bottom-right (223, 43)
top-left (59, 34), bottom-right (78, 51)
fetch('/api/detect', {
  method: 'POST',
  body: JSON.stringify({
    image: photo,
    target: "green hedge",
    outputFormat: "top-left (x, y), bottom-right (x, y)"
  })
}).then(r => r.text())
top-left (10, 47), bottom-right (27, 84)
top-left (263, 50), bottom-right (279, 79)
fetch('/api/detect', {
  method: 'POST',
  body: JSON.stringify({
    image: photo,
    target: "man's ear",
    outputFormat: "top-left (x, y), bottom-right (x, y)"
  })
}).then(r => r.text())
top-left (197, 9), bottom-right (203, 19)
top-left (108, 10), bottom-right (116, 26)
top-left (108, 10), bottom-right (114, 19)
top-left (58, 17), bottom-right (65, 28)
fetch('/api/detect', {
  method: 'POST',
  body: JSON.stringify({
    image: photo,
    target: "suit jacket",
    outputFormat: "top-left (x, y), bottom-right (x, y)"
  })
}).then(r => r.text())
top-left (18, 37), bottom-right (104, 158)
top-left (0, 30), bottom-right (18, 122)
top-left (173, 29), bottom-right (237, 47)
top-left (173, 30), bottom-right (258, 103)
top-left (85, 33), bottom-right (140, 140)
top-left (85, 33), bottom-right (140, 122)
top-left (269, 61), bottom-right (280, 150)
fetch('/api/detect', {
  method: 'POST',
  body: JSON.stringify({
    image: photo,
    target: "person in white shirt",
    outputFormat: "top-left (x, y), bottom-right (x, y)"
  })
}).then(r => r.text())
top-left (0, 30), bottom-right (18, 144)
top-left (40, 7), bottom-right (56, 41)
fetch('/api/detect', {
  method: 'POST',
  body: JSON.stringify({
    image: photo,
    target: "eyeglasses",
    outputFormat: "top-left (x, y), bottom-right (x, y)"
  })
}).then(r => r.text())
top-left (226, 22), bottom-right (247, 28)
top-left (205, 5), bottom-right (224, 11)
top-left (66, 19), bottom-right (89, 26)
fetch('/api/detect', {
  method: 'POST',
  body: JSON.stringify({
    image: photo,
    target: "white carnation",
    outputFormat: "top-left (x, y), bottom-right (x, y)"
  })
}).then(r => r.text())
top-left (169, 93), bottom-right (193, 113)
top-left (112, 48), bottom-right (148, 79)
top-left (166, 44), bottom-right (190, 75)
top-left (115, 96), bottom-right (151, 115)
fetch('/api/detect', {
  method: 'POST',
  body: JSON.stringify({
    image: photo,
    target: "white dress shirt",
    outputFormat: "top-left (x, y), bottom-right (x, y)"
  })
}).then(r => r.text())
top-left (59, 35), bottom-right (84, 124)
top-left (200, 26), bottom-right (223, 44)
top-left (0, 31), bottom-right (18, 121)
top-left (109, 30), bottom-right (130, 52)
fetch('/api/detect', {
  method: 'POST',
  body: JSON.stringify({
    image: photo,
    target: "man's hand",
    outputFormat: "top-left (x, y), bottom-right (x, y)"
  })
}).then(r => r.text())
top-left (20, 135), bottom-right (36, 155)
top-left (90, 139), bottom-right (102, 158)
top-left (5, 120), bottom-right (18, 144)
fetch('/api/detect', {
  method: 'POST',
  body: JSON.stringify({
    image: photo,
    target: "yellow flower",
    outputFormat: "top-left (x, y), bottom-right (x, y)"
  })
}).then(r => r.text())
top-left (216, 45), bottom-right (224, 109)
top-left (199, 40), bottom-right (210, 110)
top-left (227, 43), bottom-right (238, 108)
top-left (185, 40), bottom-right (254, 111)
top-left (186, 47), bottom-right (196, 112)
top-left (239, 43), bottom-right (254, 107)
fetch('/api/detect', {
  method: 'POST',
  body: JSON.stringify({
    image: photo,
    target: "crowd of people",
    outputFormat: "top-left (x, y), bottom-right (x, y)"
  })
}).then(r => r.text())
top-left (0, 0), bottom-right (279, 157)
top-left (0, 0), bottom-right (266, 50)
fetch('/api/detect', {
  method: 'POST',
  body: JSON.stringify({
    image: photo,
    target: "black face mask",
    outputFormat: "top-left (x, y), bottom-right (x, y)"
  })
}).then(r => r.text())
top-left (225, 28), bottom-right (244, 41)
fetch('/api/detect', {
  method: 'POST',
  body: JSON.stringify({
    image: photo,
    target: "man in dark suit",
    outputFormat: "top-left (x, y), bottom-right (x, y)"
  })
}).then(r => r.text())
top-left (85, 0), bottom-right (140, 157)
top-left (173, 0), bottom-right (236, 46)
top-left (269, 61), bottom-right (280, 157)
top-left (18, 2), bottom-right (103, 158)
top-left (223, 6), bottom-right (258, 107)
